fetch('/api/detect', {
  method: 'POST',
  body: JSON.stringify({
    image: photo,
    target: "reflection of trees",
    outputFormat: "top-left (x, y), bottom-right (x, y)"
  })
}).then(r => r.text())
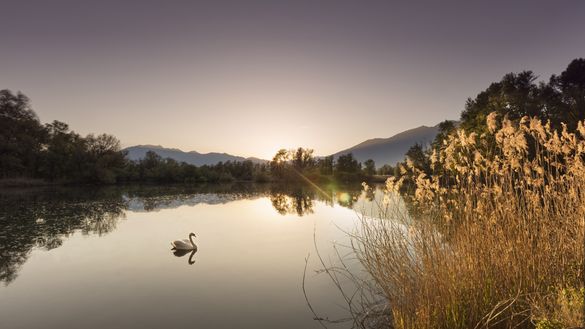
top-left (268, 183), bottom-right (364, 216)
top-left (0, 182), bottom-right (369, 285)
top-left (270, 193), bottom-right (314, 217)
top-left (270, 185), bottom-right (316, 217)
top-left (0, 184), bottom-right (272, 285)
top-left (282, 181), bottom-right (363, 209)
top-left (124, 183), bottom-right (271, 212)
top-left (0, 188), bottom-right (127, 285)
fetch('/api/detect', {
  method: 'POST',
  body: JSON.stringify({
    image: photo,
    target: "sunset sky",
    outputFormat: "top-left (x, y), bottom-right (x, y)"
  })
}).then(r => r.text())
top-left (1, 0), bottom-right (584, 159)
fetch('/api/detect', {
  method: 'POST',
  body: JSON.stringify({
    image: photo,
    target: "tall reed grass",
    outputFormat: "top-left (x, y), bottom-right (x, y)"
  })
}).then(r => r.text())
top-left (353, 113), bottom-right (585, 328)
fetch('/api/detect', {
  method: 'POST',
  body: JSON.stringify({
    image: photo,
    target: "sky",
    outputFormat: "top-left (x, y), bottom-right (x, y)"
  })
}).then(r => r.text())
top-left (1, 1), bottom-right (584, 159)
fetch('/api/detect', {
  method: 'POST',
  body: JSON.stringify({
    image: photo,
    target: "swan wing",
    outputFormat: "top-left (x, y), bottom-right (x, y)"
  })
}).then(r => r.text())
top-left (171, 240), bottom-right (192, 250)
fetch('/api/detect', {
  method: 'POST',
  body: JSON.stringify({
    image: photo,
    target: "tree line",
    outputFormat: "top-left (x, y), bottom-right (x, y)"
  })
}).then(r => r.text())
top-left (268, 147), bottom-right (380, 183)
top-left (0, 90), bottom-right (378, 185)
top-left (0, 90), bottom-right (271, 184)
top-left (6, 59), bottom-right (579, 186)
top-left (0, 90), bottom-right (126, 184)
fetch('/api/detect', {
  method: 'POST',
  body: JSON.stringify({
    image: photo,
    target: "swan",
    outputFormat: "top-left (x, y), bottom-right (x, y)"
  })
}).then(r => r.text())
top-left (171, 232), bottom-right (197, 251)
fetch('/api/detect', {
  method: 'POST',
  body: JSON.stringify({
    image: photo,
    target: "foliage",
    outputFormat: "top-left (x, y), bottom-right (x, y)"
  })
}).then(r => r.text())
top-left (0, 90), bottom-right (126, 183)
top-left (317, 155), bottom-right (334, 175)
top-left (332, 152), bottom-right (363, 182)
top-left (376, 164), bottom-right (395, 175)
top-left (460, 58), bottom-right (585, 136)
top-left (0, 90), bottom-right (46, 177)
top-left (122, 151), bottom-right (270, 184)
top-left (531, 286), bottom-right (584, 329)
top-left (363, 159), bottom-right (376, 176)
top-left (398, 58), bottom-right (585, 191)
top-left (269, 147), bottom-right (315, 181)
top-left (291, 147), bottom-right (315, 170)
top-left (335, 153), bottom-right (361, 173)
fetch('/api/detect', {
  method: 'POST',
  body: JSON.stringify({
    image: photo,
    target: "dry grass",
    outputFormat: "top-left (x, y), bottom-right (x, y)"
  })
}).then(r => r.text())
top-left (351, 113), bottom-right (585, 329)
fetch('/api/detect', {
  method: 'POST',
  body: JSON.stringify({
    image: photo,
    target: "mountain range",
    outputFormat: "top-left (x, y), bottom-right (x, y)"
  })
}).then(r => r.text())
top-left (331, 124), bottom-right (440, 166)
top-left (124, 124), bottom-right (441, 167)
top-left (124, 145), bottom-right (266, 166)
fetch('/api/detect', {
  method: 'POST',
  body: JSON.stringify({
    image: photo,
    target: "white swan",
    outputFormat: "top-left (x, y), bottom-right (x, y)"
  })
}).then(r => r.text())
top-left (171, 232), bottom-right (197, 250)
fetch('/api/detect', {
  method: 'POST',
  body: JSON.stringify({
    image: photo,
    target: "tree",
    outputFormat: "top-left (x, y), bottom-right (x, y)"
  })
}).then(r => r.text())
top-left (270, 149), bottom-right (289, 179)
top-left (405, 143), bottom-right (431, 174)
top-left (86, 134), bottom-right (126, 183)
top-left (457, 59), bottom-right (585, 135)
top-left (318, 155), bottom-right (334, 175)
top-left (0, 90), bottom-right (46, 177)
top-left (460, 71), bottom-right (542, 134)
top-left (549, 58), bottom-right (585, 130)
top-left (431, 120), bottom-right (457, 150)
top-left (335, 153), bottom-right (361, 174)
top-left (42, 120), bottom-right (81, 181)
top-left (291, 147), bottom-right (315, 171)
top-left (378, 164), bottom-right (395, 175)
top-left (363, 159), bottom-right (376, 176)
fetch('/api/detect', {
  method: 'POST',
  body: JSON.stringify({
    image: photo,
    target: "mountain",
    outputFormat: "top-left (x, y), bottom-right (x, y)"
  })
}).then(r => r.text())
top-left (124, 145), bottom-right (267, 166)
top-left (125, 123), bottom-right (441, 167)
top-left (331, 124), bottom-right (441, 166)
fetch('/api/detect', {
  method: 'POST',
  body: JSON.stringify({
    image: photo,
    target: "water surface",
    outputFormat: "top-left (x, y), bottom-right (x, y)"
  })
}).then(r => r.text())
top-left (0, 183), bottom-right (376, 329)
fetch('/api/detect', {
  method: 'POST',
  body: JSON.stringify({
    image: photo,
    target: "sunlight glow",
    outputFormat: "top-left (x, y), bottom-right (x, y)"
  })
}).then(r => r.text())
top-left (338, 192), bottom-right (351, 204)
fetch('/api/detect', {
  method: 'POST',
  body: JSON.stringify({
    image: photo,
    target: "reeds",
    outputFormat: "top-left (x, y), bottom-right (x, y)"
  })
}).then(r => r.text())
top-left (352, 113), bottom-right (585, 328)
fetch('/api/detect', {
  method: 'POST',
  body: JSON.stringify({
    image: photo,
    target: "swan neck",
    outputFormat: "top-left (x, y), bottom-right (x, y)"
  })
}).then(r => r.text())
top-left (189, 233), bottom-right (196, 246)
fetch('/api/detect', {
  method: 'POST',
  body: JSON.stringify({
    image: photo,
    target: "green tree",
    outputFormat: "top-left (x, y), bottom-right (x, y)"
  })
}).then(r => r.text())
top-left (318, 155), bottom-right (334, 175)
top-left (460, 71), bottom-right (542, 134)
top-left (0, 90), bottom-right (46, 177)
top-left (548, 58), bottom-right (585, 130)
top-left (42, 120), bottom-right (86, 181)
top-left (431, 120), bottom-right (457, 150)
top-left (363, 159), bottom-right (376, 176)
top-left (335, 153), bottom-right (361, 174)
top-left (270, 149), bottom-right (289, 179)
top-left (291, 147), bottom-right (315, 171)
top-left (85, 134), bottom-right (126, 183)
top-left (377, 164), bottom-right (395, 175)
top-left (405, 143), bottom-right (431, 174)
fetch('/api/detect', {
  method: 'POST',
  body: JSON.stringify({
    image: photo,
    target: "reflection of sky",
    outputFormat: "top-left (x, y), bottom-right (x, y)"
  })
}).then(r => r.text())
top-left (0, 193), bottom-right (368, 329)
top-left (125, 193), bottom-right (257, 212)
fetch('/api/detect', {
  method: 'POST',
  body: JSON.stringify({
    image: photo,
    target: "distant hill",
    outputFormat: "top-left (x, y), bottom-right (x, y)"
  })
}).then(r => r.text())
top-left (331, 125), bottom-right (441, 166)
top-left (126, 124), bottom-right (441, 167)
top-left (124, 145), bottom-right (267, 166)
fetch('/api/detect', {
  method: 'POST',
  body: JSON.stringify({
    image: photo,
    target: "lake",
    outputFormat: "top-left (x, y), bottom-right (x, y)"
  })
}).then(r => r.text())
top-left (0, 183), bottom-right (380, 329)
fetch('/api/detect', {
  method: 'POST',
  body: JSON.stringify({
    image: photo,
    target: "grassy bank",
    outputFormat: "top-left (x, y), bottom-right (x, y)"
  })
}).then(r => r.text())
top-left (353, 114), bottom-right (585, 328)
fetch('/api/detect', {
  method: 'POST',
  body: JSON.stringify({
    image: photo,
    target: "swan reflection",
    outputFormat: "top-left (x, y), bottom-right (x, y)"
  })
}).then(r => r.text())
top-left (172, 249), bottom-right (197, 265)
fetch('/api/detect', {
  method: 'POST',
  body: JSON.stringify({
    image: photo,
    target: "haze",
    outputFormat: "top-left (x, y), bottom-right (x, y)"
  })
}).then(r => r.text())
top-left (1, 0), bottom-right (584, 159)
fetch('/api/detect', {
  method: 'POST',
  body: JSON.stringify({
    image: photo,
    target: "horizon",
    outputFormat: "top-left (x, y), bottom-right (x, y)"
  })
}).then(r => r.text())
top-left (125, 121), bottom-right (440, 159)
top-left (2, 1), bottom-right (584, 159)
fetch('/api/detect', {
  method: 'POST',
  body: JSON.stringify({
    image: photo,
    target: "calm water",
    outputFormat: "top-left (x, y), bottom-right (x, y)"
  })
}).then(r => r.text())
top-left (0, 183), bottom-right (379, 329)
